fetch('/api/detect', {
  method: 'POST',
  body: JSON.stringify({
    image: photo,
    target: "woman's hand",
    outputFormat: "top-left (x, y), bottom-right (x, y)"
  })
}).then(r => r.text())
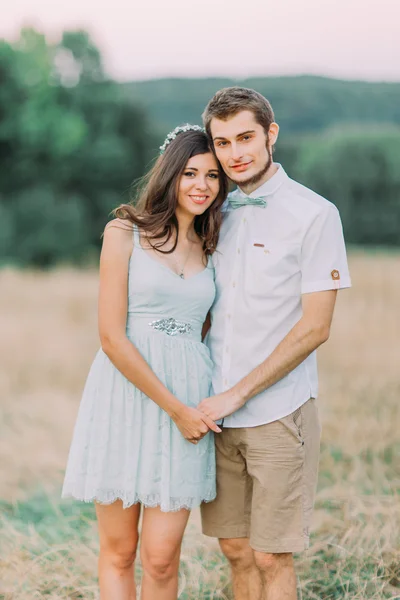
top-left (172, 406), bottom-right (221, 444)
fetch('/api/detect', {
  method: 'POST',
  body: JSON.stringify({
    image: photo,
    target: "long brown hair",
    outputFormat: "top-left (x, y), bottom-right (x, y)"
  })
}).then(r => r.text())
top-left (114, 129), bottom-right (228, 255)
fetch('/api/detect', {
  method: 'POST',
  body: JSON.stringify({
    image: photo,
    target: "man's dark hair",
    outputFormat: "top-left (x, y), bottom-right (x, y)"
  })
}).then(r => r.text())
top-left (202, 87), bottom-right (275, 141)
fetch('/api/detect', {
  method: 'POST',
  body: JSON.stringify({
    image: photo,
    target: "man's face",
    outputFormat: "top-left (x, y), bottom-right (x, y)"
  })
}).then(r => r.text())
top-left (210, 110), bottom-right (277, 188)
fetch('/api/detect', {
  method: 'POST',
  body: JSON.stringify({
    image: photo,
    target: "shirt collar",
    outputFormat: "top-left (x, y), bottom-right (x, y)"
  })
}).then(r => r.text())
top-left (237, 163), bottom-right (288, 199)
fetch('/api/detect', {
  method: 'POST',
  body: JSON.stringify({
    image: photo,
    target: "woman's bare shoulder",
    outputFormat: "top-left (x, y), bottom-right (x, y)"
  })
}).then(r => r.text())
top-left (104, 218), bottom-right (134, 234)
top-left (102, 219), bottom-right (134, 256)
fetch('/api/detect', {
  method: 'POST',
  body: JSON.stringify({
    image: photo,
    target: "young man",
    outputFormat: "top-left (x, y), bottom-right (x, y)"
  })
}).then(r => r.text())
top-left (198, 87), bottom-right (351, 600)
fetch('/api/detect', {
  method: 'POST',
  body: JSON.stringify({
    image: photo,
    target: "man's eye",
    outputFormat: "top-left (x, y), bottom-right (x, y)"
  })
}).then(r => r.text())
top-left (242, 135), bottom-right (251, 141)
top-left (217, 141), bottom-right (227, 147)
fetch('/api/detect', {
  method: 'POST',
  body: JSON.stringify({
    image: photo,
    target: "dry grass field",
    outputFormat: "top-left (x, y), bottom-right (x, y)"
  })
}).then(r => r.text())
top-left (0, 251), bottom-right (399, 599)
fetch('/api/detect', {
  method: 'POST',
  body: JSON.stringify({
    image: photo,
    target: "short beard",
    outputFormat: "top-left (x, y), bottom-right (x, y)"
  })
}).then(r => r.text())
top-left (230, 146), bottom-right (272, 189)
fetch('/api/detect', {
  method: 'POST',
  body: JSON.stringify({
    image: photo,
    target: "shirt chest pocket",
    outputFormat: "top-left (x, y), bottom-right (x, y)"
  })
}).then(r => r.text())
top-left (247, 241), bottom-right (301, 290)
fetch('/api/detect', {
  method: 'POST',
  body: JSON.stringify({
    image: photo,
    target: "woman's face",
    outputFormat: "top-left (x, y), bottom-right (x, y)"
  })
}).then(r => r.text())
top-left (177, 152), bottom-right (220, 218)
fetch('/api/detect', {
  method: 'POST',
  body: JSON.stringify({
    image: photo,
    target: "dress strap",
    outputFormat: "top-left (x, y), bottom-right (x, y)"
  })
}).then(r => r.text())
top-left (132, 224), bottom-right (141, 248)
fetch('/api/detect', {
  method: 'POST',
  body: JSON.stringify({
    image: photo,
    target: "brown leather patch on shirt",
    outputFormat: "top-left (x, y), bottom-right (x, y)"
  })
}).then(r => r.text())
top-left (253, 243), bottom-right (265, 248)
top-left (331, 269), bottom-right (340, 280)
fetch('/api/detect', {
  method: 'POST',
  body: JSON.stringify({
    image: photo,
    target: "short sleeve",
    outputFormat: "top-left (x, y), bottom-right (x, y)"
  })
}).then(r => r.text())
top-left (301, 204), bottom-right (351, 294)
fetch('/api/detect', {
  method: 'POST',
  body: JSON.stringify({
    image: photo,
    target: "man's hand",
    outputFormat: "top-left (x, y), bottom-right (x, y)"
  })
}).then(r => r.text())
top-left (172, 406), bottom-right (221, 444)
top-left (198, 390), bottom-right (244, 421)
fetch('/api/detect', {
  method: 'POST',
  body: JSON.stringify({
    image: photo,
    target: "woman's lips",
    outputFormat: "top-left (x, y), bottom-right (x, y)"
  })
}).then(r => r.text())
top-left (189, 195), bottom-right (209, 205)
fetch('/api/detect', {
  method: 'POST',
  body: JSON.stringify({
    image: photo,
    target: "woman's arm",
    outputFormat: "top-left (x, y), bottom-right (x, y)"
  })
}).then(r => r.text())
top-left (98, 220), bottom-right (220, 442)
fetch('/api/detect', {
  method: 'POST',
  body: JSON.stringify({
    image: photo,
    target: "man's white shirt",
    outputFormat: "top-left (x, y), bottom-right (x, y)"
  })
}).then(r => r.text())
top-left (207, 164), bottom-right (351, 428)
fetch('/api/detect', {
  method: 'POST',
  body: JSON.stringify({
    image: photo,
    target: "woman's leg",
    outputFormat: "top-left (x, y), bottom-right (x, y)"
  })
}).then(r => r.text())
top-left (96, 500), bottom-right (141, 600)
top-left (140, 506), bottom-right (190, 600)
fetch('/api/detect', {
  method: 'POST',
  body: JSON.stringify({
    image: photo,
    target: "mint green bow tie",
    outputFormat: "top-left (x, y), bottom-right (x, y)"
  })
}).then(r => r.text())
top-left (228, 192), bottom-right (267, 209)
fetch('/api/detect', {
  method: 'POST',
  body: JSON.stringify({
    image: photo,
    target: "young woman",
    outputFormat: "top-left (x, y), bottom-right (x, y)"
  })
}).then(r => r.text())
top-left (62, 125), bottom-right (228, 600)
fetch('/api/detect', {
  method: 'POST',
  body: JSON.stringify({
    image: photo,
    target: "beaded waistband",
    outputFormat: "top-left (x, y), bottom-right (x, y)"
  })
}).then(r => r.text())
top-left (148, 317), bottom-right (193, 337)
top-left (126, 315), bottom-right (201, 340)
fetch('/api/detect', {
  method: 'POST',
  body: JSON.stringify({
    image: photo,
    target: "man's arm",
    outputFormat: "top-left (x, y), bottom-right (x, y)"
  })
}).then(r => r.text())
top-left (198, 289), bottom-right (337, 420)
top-left (234, 289), bottom-right (337, 402)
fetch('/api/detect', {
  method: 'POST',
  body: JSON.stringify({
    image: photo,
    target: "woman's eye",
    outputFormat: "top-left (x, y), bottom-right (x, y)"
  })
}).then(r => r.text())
top-left (184, 171), bottom-right (195, 177)
top-left (209, 173), bottom-right (219, 179)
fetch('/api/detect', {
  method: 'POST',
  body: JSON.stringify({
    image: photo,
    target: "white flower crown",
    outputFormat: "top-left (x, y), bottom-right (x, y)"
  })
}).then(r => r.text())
top-left (159, 123), bottom-right (205, 155)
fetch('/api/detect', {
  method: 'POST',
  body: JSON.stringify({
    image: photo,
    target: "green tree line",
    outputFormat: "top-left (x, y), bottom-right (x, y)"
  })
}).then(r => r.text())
top-left (1, 29), bottom-right (400, 267)
top-left (0, 29), bottom-right (152, 266)
top-left (125, 76), bottom-right (400, 136)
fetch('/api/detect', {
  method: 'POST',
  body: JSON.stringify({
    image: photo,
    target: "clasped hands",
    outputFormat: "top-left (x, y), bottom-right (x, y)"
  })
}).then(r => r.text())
top-left (173, 391), bottom-right (244, 445)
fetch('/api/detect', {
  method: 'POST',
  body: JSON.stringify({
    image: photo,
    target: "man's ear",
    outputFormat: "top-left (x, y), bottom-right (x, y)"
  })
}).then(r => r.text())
top-left (268, 122), bottom-right (279, 146)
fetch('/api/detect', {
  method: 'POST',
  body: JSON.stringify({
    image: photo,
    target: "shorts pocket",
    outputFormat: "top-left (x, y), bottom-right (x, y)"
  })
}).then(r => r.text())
top-left (292, 407), bottom-right (304, 445)
top-left (279, 407), bottom-right (305, 446)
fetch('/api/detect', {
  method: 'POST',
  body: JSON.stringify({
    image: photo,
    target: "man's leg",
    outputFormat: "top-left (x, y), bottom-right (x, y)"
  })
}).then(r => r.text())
top-left (219, 537), bottom-right (262, 600)
top-left (244, 400), bottom-right (320, 600)
top-left (201, 427), bottom-right (256, 599)
top-left (253, 552), bottom-right (296, 600)
top-left (244, 399), bottom-right (321, 600)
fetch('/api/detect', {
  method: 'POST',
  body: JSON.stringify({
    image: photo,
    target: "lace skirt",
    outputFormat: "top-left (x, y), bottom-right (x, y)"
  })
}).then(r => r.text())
top-left (62, 330), bottom-right (216, 511)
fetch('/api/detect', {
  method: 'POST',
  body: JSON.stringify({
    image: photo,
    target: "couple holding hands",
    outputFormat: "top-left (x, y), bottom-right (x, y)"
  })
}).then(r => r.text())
top-left (63, 87), bottom-right (351, 600)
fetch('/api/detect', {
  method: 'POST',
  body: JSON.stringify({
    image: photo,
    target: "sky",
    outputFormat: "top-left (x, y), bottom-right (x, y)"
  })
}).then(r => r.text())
top-left (1, 0), bottom-right (399, 82)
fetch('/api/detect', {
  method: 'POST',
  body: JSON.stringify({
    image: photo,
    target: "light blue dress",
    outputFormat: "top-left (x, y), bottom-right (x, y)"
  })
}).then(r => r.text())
top-left (62, 226), bottom-right (216, 511)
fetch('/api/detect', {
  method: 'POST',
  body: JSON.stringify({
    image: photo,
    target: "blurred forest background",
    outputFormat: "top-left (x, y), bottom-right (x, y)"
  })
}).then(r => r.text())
top-left (1, 28), bottom-right (400, 268)
top-left (1, 27), bottom-right (400, 600)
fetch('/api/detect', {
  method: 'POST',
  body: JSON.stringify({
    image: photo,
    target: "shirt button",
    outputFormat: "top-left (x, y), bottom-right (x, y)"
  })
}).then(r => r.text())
top-left (227, 313), bottom-right (231, 319)
top-left (243, 218), bottom-right (246, 223)
top-left (237, 248), bottom-right (240, 254)
top-left (232, 281), bottom-right (236, 288)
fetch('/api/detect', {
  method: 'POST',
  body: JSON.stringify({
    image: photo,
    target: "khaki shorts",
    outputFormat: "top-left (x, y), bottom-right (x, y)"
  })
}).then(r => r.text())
top-left (201, 398), bottom-right (321, 553)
